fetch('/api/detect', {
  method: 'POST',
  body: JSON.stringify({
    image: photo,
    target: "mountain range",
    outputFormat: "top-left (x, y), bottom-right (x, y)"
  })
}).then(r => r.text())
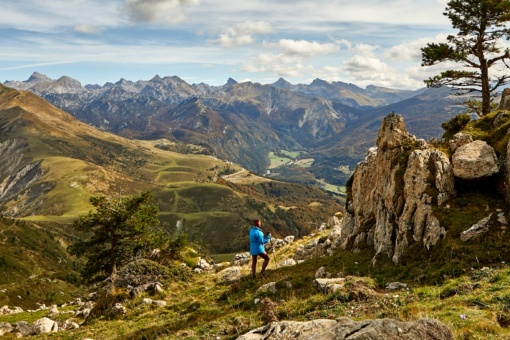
top-left (4, 73), bottom-right (465, 187)
top-left (0, 84), bottom-right (342, 254)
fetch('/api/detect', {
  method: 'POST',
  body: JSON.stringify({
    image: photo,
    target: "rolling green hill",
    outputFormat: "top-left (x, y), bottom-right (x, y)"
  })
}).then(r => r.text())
top-left (0, 84), bottom-right (342, 262)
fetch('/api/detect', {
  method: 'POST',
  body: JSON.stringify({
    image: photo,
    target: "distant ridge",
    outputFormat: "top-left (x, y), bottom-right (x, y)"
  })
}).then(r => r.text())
top-left (4, 72), bottom-right (463, 187)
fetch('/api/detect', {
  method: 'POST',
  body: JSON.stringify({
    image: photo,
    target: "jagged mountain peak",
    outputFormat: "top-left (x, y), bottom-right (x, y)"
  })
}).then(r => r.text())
top-left (28, 72), bottom-right (51, 83)
top-left (272, 77), bottom-right (292, 89)
top-left (310, 78), bottom-right (330, 87)
top-left (55, 76), bottom-right (82, 88)
top-left (224, 78), bottom-right (238, 87)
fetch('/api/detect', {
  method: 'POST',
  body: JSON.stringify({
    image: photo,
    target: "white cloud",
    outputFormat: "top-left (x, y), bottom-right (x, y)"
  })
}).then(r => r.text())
top-left (212, 21), bottom-right (272, 48)
top-left (241, 39), bottom-right (339, 79)
top-left (384, 34), bottom-right (449, 62)
top-left (241, 53), bottom-right (313, 78)
top-left (264, 39), bottom-right (339, 57)
top-left (74, 24), bottom-right (102, 34)
top-left (125, 0), bottom-right (200, 25)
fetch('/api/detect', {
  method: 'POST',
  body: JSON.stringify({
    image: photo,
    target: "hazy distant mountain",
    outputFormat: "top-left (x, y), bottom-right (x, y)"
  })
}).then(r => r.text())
top-left (4, 73), bottom-right (463, 184)
top-left (272, 78), bottom-right (426, 107)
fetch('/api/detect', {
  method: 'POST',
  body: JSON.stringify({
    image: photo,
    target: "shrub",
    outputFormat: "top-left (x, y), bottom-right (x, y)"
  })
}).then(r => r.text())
top-left (441, 114), bottom-right (471, 139)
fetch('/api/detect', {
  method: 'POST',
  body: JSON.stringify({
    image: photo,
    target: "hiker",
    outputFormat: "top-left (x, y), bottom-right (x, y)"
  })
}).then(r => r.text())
top-left (249, 219), bottom-right (271, 278)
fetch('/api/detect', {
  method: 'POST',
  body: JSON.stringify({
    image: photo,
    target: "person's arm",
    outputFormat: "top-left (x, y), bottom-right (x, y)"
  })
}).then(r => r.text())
top-left (263, 231), bottom-right (271, 244)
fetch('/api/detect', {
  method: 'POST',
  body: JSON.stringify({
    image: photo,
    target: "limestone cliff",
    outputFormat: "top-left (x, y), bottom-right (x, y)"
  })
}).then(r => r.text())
top-left (340, 113), bottom-right (456, 264)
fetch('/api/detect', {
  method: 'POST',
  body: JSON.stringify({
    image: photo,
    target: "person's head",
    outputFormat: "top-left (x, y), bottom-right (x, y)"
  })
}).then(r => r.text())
top-left (253, 219), bottom-right (261, 227)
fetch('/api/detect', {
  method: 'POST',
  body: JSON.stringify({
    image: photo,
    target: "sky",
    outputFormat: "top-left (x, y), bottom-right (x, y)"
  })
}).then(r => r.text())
top-left (0, 0), bottom-right (460, 89)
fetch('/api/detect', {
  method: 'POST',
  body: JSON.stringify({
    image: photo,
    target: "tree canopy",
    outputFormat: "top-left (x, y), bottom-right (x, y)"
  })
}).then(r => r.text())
top-left (68, 190), bottom-right (162, 281)
top-left (421, 0), bottom-right (510, 116)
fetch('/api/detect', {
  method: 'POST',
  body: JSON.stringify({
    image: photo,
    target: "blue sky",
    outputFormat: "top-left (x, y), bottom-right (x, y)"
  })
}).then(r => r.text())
top-left (1, 0), bottom-right (457, 89)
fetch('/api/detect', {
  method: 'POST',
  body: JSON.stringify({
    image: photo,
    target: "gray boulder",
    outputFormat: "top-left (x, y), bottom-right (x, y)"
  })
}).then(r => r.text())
top-left (460, 214), bottom-right (496, 242)
top-left (13, 321), bottom-right (35, 337)
top-left (218, 266), bottom-right (242, 283)
top-left (0, 322), bottom-right (13, 336)
top-left (237, 317), bottom-right (453, 339)
top-left (313, 278), bottom-right (346, 293)
top-left (452, 140), bottom-right (499, 179)
top-left (256, 282), bottom-right (277, 294)
top-left (33, 317), bottom-right (59, 334)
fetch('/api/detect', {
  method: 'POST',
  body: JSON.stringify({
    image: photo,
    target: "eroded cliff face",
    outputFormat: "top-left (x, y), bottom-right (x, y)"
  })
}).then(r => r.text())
top-left (0, 138), bottom-right (53, 216)
top-left (340, 113), bottom-right (456, 264)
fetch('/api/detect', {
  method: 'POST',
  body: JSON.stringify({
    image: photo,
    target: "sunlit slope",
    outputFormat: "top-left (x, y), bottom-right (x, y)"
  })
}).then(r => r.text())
top-left (0, 85), bottom-right (342, 253)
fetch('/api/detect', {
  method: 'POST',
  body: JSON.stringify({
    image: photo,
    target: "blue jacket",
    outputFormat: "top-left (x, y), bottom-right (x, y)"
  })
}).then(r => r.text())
top-left (249, 226), bottom-right (271, 255)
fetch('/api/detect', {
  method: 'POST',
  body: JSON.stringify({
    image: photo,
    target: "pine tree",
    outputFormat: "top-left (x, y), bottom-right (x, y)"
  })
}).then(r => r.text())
top-left (68, 190), bottom-right (161, 281)
top-left (421, 0), bottom-right (510, 116)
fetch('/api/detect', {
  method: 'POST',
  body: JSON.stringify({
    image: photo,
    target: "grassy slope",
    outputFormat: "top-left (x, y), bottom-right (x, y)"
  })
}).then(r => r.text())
top-left (3, 229), bottom-right (510, 339)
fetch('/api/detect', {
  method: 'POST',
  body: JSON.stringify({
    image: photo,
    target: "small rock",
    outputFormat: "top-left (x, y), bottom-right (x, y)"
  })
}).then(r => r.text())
top-left (62, 320), bottom-right (80, 330)
top-left (142, 298), bottom-right (153, 304)
top-left (385, 282), bottom-right (408, 291)
top-left (217, 266), bottom-right (242, 283)
top-left (279, 259), bottom-right (297, 267)
top-left (112, 303), bottom-right (126, 315)
top-left (256, 282), bottom-right (277, 294)
top-left (153, 300), bottom-right (167, 307)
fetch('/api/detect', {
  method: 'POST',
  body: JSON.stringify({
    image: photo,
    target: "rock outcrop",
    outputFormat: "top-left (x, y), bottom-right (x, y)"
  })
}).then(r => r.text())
top-left (237, 317), bottom-right (453, 340)
top-left (340, 113), bottom-right (456, 264)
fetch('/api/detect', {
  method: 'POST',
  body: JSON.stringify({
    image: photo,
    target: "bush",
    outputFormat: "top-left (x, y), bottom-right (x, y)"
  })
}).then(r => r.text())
top-left (116, 259), bottom-right (192, 288)
top-left (441, 114), bottom-right (471, 139)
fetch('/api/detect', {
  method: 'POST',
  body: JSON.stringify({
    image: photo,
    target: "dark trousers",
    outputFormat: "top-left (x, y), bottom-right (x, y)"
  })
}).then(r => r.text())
top-left (251, 252), bottom-right (270, 277)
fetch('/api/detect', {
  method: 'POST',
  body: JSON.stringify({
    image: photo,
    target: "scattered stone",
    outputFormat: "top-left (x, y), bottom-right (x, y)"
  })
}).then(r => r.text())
top-left (47, 304), bottom-right (59, 316)
top-left (0, 322), bottom-right (13, 336)
top-left (194, 268), bottom-right (204, 274)
top-left (75, 308), bottom-right (91, 318)
top-left (198, 257), bottom-right (212, 270)
top-left (279, 259), bottom-right (297, 267)
top-left (13, 321), bottom-right (35, 337)
top-left (256, 282), bottom-right (277, 294)
top-left (460, 214), bottom-right (495, 242)
top-left (315, 266), bottom-right (332, 279)
top-left (217, 266), bottom-right (242, 283)
top-left (33, 317), bottom-right (58, 334)
top-left (313, 278), bottom-right (346, 293)
top-left (154, 282), bottom-right (165, 294)
top-left (232, 252), bottom-right (251, 266)
top-left (386, 282), bottom-right (408, 291)
top-left (153, 300), bottom-right (167, 307)
top-left (111, 303), bottom-right (127, 316)
top-left (284, 235), bottom-right (295, 244)
top-left (61, 320), bottom-right (80, 330)
top-left (142, 298), bottom-right (153, 304)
